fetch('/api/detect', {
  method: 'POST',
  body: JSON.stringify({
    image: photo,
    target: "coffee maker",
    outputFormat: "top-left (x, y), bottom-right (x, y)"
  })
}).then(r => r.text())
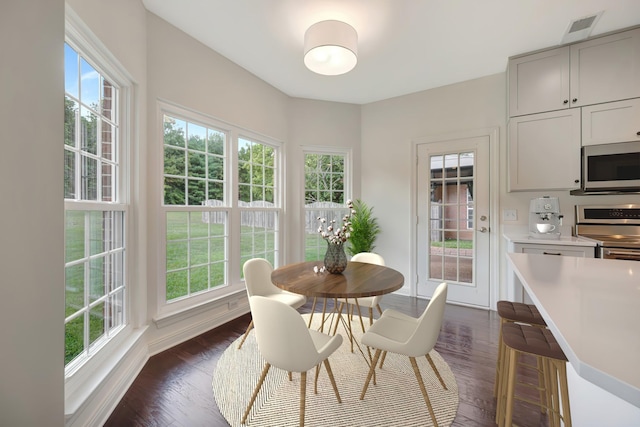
top-left (529, 196), bottom-right (563, 239)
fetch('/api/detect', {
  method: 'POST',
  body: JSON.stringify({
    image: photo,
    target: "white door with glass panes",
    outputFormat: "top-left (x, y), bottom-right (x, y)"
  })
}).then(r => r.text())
top-left (416, 134), bottom-right (490, 307)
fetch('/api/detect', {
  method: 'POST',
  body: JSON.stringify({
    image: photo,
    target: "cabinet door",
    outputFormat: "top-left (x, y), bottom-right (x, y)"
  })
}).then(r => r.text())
top-left (509, 47), bottom-right (570, 117)
top-left (508, 109), bottom-right (581, 191)
top-left (582, 98), bottom-right (640, 146)
top-left (570, 28), bottom-right (640, 107)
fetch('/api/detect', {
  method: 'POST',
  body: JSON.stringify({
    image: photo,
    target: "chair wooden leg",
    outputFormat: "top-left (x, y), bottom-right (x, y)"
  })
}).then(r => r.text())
top-left (504, 348), bottom-right (518, 427)
top-left (241, 363), bottom-right (271, 424)
top-left (237, 320), bottom-right (253, 350)
top-left (557, 360), bottom-right (572, 427)
top-left (493, 317), bottom-right (506, 397)
top-left (368, 307), bottom-right (374, 326)
top-left (376, 304), bottom-right (383, 317)
top-left (536, 356), bottom-right (546, 414)
top-left (314, 364), bottom-right (320, 394)
top-left (300, 371), bottom-right (306, 427)
top-left (409, 356), bottom-right (438, 427)
top-left (426, 353), bottom-right (448, 390)
top-left (379, 350), bottom-right (388, 368)
top-left (360, 349), bottom-right (382, 400)
top-left (544, 358), bottom-right (558, 427)
top-left (496, 342), bottom-right (506, 425)
top-left (323, 359), bottom-right (342, 403)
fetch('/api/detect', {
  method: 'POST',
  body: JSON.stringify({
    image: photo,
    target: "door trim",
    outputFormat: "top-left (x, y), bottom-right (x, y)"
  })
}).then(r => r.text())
top-left (410, 127), bottom-right (499, 309)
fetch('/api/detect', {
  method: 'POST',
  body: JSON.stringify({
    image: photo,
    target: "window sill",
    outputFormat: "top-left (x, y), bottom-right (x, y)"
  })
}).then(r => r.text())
top-left (153, 288), bottom-right (247, 330)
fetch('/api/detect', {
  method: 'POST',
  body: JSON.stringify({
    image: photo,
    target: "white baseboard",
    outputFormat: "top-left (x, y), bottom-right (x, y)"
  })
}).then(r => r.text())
top-left (64, 292), bottom-right (250, 426)
top-left (65, 328), bottom-right (149, 427)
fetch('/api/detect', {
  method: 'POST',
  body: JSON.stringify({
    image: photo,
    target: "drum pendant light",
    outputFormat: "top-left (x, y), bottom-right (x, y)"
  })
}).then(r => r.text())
top-left (304, 20), bottom-right (358, 76)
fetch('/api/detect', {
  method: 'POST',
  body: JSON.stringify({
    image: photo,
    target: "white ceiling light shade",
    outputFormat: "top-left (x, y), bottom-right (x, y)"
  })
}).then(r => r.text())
top-left (304, 20), bottom-right (358, 76)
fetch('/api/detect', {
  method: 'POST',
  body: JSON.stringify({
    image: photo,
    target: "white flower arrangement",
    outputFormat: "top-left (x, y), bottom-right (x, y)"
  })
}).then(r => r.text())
top-left (316, 199), bottom-right (355, 245)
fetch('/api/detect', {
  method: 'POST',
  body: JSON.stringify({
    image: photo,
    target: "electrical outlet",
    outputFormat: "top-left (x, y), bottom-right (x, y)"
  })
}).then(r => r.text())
top-left (503, 209), bottom-right (517, 221)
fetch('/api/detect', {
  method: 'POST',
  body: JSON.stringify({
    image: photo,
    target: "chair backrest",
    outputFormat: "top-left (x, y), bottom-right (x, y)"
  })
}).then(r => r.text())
top-left (249, 295), bottom-right (324, 372)
top-left (406, 282), bottom-right (448, 356)
top-left (242, 258), bottom-right (282, 297)
top-left (351, 252), bottom-right (385, 266)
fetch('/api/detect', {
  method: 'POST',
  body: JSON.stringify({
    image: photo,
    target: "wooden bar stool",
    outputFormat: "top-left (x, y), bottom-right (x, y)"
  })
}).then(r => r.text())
top-left (497, 322), bottom-right (571, 427)
top-left (494, 301), bottom-right (547, 398)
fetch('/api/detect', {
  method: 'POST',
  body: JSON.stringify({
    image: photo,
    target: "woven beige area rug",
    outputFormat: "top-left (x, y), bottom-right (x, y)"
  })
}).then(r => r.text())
top-left (212, 313), bottom-right (459, 426)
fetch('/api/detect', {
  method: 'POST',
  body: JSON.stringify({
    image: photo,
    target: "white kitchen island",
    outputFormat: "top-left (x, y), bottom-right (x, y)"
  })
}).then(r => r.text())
top-left (507, 253), bottom-right (640, 426)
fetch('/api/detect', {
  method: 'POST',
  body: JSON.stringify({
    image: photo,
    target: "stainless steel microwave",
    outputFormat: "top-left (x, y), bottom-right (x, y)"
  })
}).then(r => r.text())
top-left (582, 141), bottom-right (640, 192)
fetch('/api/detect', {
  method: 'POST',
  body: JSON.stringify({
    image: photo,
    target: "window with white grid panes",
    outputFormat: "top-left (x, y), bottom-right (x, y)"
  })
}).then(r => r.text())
top-left (64, 42), bottom-right (127, 368)
top-left (163, 114), bottom-right (228, 301)
top-left (162, 111), bottom-right (282, 302)
top-left (303, 151), bottom-right (350, 261)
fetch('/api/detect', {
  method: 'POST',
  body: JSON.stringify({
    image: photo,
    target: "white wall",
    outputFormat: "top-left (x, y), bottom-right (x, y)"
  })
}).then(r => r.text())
top-left (361, 72), bottom-right (639, 301)
top-left (141, 14), bottom-right (364, 354)
top-left (0, 0), bottom-right (65, 425)
top-left (144, 13), bottom-right (294, 349)
top-left (286, 98), bottom-right (361, 262)
top-left (361, 74), bottom-right (506, 296)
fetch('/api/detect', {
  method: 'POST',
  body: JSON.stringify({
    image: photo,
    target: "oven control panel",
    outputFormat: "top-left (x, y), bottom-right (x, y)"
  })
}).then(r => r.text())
top-left (576, 204), bottom-right (640, 224)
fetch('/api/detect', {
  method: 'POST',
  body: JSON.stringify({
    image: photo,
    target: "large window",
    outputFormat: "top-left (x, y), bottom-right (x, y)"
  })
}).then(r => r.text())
top-left (162, 109), bottom-right (281, 305)
top-left (303, 150), bottom-right (351, 260)
top-left (238, 138), bottom-right (279, 269)
top-left (64, 42), bottom-right (127, 369)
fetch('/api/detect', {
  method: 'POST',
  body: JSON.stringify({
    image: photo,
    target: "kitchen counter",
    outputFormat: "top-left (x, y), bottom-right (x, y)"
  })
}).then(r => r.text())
top-left (503, 229), bottom-right (597, 247)
top-left (507, 253), bottom-right (640, 419)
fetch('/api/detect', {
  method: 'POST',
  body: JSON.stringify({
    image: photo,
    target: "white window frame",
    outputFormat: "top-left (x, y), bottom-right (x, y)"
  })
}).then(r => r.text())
top-left (64, 15), bottom-right (134, 377)
top-left (157, 102), bottom-right (283, 317)
top-left (301, 146), bottom-right (352, 261)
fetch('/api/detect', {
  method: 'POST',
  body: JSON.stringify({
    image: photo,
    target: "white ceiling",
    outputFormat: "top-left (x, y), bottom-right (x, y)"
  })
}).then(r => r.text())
top-left (141, 0), bottom-right (640, 105)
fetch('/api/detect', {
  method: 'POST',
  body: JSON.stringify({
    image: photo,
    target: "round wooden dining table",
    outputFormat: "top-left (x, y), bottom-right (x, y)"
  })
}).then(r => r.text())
top-left (272, 260), bottom-right (405, 360)
top-left (270, 260), bottom-right (404, 299)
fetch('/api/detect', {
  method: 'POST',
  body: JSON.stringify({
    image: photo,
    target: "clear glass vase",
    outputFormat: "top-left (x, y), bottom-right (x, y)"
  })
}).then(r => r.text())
top-left (324, 242), bottom-right (347, 274)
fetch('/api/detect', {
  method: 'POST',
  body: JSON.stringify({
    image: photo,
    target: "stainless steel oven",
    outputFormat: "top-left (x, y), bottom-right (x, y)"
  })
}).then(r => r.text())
top-left (575, 204), bottom-right (640, 261)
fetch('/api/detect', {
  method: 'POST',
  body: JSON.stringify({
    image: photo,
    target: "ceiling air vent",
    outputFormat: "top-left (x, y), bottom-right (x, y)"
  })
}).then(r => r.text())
top-left (561, 11), bottom-right (603, 44)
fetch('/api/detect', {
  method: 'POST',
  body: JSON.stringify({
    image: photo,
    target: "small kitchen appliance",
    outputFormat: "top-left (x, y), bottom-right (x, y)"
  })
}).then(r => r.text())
top-left (529, 196), bottom-right (563, 240)
top-left (575, 204), bottom-right (640, 260)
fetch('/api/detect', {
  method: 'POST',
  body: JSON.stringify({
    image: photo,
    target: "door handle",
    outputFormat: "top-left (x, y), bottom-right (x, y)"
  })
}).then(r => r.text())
top-left (478, 227), bottom-right (488, 233)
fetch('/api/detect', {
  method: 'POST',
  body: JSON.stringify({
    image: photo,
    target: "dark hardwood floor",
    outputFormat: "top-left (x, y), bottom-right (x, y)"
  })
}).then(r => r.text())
top-left (105, 295), bottom-right (550, 426)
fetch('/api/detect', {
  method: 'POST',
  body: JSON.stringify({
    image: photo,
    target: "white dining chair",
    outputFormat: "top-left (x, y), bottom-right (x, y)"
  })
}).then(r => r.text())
top-left (241, 295), bottom-right (343, 427)
top-left (359, 282), bottom-right (448, 427)
top-left (334, 252), bottom-right (385, 335)
top-left (237, 258), bottom-right (307, 350)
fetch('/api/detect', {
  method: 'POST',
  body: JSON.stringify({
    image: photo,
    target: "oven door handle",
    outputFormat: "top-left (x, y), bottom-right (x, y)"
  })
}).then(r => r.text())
top-left (603, 249), bottom-right (640, 260)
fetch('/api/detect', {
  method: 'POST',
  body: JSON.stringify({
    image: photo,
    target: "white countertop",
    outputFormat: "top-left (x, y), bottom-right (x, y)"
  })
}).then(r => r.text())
top-left (507, 253), bottom-right (640, 408)
top-left (503, 226), bottom-right (597, 247)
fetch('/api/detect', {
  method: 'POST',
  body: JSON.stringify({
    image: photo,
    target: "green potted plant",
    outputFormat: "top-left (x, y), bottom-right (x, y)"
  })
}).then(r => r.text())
top-left (347, 199), bottom-right (381, 256)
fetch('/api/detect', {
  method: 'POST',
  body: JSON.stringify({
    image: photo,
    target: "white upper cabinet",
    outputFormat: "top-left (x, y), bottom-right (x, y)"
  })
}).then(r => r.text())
top-left (570, 28), bottom-right (640, 108)
top-left (509, 47), bottom-right (570, 117)
top-left (508, 109), bottom-right (581, 191)
top-left (582, 98), bottom-right (640, 146)
top-left (509, 28), bottom-right (640, 117)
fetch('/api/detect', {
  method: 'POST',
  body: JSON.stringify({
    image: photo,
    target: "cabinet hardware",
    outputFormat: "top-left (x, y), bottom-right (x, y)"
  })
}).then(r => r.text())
top-left (563, 100), bottom-right (569, 104)
top-left (543, 251), bottom-right (562, 256)
top-left (572, 98), bottom-right (578, 103)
